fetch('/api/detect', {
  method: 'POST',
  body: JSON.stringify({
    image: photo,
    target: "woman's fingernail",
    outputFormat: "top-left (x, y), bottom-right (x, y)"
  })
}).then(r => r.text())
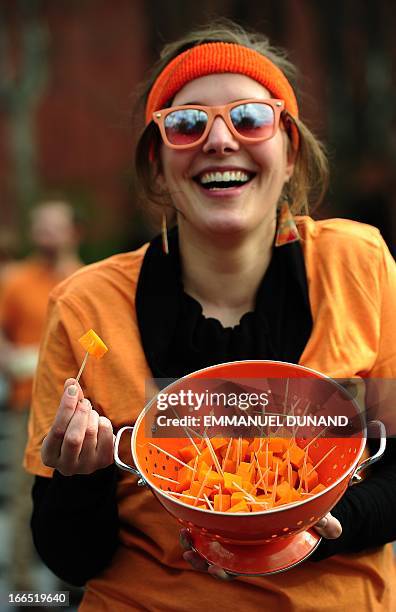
top-left (316, 517), bottom-right (328, 528)
top-left (180, 534), bottom-right (191, 550)
top-left (179, 529), bottom-right (192, 549)
top-left (67, 385), bottom-right (77, 396)
top-left (208, 565), bottom-right (232, 581)
top-left (183, 551), bottom-right (208, 571)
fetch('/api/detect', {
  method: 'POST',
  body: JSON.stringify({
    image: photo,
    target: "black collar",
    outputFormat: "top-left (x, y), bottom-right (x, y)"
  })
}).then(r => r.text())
top-left (135, 228), bottom-right (312, 378)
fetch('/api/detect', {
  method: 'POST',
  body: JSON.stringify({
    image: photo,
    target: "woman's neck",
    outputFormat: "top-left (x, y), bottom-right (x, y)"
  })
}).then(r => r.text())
top-left (178, 219), bottom-right (276, 327)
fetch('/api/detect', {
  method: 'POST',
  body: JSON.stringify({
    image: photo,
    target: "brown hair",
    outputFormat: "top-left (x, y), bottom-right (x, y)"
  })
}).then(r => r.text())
top-left (134, 19), bottom-right (328, 221)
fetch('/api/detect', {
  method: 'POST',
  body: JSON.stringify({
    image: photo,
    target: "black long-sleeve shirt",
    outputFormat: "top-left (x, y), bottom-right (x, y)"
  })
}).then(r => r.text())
top-left (31, 465), bottom-right (119, 586)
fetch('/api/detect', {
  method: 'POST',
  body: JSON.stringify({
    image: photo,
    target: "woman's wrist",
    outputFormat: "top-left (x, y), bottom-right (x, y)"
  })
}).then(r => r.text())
top-left (50, 464), bottom-right (118, 510)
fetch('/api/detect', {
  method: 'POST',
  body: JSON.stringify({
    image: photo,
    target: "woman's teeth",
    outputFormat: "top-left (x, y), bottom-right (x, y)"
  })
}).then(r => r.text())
top-left (197, 170), bottom-right (253, 189)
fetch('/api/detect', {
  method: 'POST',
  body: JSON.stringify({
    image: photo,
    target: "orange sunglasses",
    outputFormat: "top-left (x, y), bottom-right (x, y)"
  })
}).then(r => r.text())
top-left (152, 98), bottom-right (285, 149)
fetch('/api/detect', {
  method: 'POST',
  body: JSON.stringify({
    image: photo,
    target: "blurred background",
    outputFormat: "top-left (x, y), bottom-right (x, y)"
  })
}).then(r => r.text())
top-left (0, 0), bottom-right (395, 609)
top-left (0, 0), bottom-right (395, 260)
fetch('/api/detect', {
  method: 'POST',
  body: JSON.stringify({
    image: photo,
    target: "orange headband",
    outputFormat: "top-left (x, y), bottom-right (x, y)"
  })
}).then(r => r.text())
top-left (145, 42), bottom-right (299, 125)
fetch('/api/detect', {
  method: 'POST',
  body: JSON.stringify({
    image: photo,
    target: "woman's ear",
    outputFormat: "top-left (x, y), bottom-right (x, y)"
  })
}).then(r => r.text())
top-left (153, 145), bottom-right (167, 189)
top-left (283, 115), bottom-right (298, 181)
top-left (285, 146), bottom-right (296, 181)
top-left (156, 169), bottom-right (168, 195)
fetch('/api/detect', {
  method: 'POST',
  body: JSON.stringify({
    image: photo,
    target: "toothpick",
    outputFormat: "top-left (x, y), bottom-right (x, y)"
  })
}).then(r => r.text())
top-left (204, 437), bottom-right (224, 477)
top-left (221, 438), bottom-right (233, 470)
top-left (271, 378), bottom-right (291, 438)
top-left (283, 378), bottom-right (290, 411)
top-left (270, 379), bottom-right (290, 436)
top-left (203, 493), bottom-right (214, 511)
top-left (168, 491), bottom-right (207, 503)
top-left (303, 425), bottom-right (330, 451)
top-left (191, 455), bottom-right (199, 482)
top-left (254, 455), bottom-right (267, 495)
top-left (271, 463), bottom-right (279, 506)
top-left (170, 407), bottom-right (201, 456)
top-left (148, 442), bottom-right (194, 471)
top-left (307, 445), bottom-right (337, 476)
top-left (289, 398), bottom-right (302, 440)
top-left (185, 425), bottom-right (204, 440)
top-left (75, 351), bottom-right (89, 383)
top-left (236, 437), bottom-right (242, 469)
top-left (194, 465), bottom-right (212, 507)
top-left (246, 498), bottom-right (270, 508)
top-left (254, 459), bottom-right (270, 494)
top-left (286, 449), bottom-right (292, 487)
top-left (231, 481), bottom-right (256, 502)
top-left (200, 410), bottom-right (213, 445)
top-left (259, 407), bottom-right (266, 440)
top-left (298, 451), bottom-right (308, 494)
top-left (152, 473), bottom-right (179, 484)
top-left (291, 398), bottom-right (311, 438)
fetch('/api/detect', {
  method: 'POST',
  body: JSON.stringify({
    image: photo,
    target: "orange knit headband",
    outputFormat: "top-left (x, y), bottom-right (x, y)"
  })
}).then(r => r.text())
top-left (145, 42), bottom-right (299, 124)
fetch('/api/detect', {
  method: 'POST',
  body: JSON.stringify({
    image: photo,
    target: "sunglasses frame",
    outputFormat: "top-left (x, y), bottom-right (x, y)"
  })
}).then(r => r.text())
top-left (152, 98), bottom-right (285, 150)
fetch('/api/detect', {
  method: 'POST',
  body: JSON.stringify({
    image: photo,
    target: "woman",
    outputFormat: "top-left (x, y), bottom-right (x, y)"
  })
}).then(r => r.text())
top-left (25, 21), bottom-right (396, 611)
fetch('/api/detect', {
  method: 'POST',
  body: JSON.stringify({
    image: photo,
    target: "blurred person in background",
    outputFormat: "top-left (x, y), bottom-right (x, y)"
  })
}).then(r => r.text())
top-left (0, 227), bottom-right (19, 410)
top-left (0, 199), bottom-right (82, 591)
top-left (0, 227), bottom-right (19, 290)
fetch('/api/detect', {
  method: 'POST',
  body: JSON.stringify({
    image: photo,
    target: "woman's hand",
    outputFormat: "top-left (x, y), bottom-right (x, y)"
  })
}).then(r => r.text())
top-left (313, 512), bottom-right (342, 539)
top-left (180, 529), bottom-right (233, 581)
top-left (41, 378), bottom-right (115, 476)
top-left (180, 512), bottom-right (342, 580)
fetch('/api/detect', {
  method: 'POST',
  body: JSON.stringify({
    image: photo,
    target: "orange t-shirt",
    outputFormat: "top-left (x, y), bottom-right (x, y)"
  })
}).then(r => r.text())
top-left (25, 218), bottom-right (396, 611)
top-left (0, 258), bottom-right (81, 410)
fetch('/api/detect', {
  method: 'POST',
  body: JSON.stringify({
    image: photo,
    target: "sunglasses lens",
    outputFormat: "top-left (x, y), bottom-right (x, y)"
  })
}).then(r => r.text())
top-left (164, 109), bottom-right (208, 145)
top-left (230, 103), bottom-right (275, 140)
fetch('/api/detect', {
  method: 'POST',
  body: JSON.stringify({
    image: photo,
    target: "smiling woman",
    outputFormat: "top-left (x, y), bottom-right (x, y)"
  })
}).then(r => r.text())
top-left (136, 29), bottom-right (327, 224)
top-left (24, 18), bottom-right (396, 612)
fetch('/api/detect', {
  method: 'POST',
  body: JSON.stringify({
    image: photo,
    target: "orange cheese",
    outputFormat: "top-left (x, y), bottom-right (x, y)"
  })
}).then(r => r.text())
top-left (78, 329), bottom-right (108, 359)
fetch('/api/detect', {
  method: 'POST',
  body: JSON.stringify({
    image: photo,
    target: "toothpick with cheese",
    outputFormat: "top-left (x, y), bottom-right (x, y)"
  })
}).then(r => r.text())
top-left (75, 329), bottom-right (108, 383)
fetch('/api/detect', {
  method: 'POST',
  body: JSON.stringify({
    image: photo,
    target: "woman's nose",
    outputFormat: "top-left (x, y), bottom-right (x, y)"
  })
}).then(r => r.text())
top-left (202, 116), bottom-right (240, 155)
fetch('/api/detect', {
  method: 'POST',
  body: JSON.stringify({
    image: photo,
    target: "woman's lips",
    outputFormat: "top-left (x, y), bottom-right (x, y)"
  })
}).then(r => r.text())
top-left (192, 168), bottom-right (256, 198)
top-left (193, 175), bottom-right (256, 198)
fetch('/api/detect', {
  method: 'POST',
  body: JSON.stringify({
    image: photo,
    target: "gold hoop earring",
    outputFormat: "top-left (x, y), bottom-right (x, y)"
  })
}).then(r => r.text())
top-left (161, 213), bottom-right (169, 255)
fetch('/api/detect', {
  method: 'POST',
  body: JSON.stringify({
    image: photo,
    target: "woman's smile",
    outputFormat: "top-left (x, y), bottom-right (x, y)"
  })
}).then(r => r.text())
top-left (192, 165), bottom-right (256, 199)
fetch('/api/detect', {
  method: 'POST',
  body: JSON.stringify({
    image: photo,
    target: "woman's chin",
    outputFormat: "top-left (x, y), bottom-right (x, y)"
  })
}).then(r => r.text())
top-left (199, 216), bottom-right (249, 237)
top-left (190, 207), bottom-right (249, 233)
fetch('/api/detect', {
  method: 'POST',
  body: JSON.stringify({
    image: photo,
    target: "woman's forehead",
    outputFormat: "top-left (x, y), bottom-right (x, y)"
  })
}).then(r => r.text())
top-left (171, 73), bottom-right (272, 105)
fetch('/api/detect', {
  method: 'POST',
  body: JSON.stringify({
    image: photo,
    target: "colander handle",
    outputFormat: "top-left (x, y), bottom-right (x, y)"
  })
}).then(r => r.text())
top-left (350, 420), bottom-right (387, 484)
top-left (114, 425), bottom-right (141, 477)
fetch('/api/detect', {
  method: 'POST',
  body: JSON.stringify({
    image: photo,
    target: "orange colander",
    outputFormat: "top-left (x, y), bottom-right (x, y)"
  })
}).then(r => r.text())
top-left (114, 361), bottom-right (386, 575)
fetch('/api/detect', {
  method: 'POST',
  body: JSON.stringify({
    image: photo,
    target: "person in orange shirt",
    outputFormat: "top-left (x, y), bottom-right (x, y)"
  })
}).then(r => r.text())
top-left (0, 227), bottom-right (19, 409)
top-left (25, 22), bottom-right (396, 612)
top-left (0, 199), bottom-right (82, 591)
